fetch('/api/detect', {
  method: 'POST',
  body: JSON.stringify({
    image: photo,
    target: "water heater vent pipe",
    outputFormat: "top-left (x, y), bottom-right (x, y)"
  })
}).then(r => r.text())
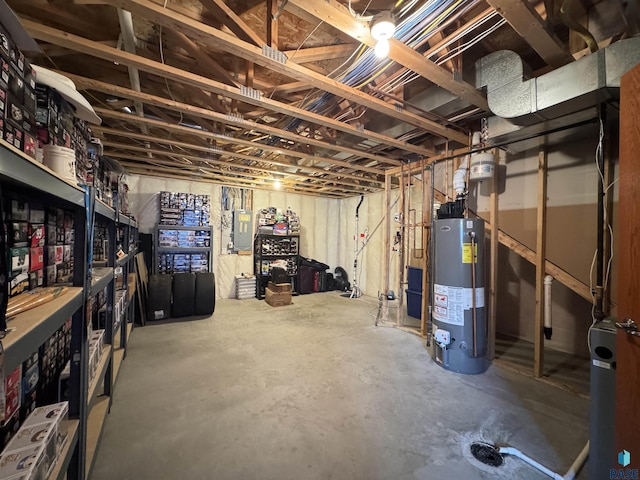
top-left (544, 275), bottom-right (553, 339)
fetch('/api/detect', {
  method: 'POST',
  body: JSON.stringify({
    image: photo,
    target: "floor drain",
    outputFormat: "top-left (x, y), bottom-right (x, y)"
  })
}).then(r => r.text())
top-left (470, 441), bottom-right (504, 467)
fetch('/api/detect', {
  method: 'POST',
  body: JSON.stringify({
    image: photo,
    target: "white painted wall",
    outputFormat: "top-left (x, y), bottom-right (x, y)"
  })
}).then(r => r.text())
top-left (127, 175), bottom-right (340, 299)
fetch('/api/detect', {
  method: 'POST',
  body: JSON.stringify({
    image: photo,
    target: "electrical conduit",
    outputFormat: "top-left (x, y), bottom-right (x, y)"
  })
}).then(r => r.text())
top-left (544, 275), bottom-right (553, 339)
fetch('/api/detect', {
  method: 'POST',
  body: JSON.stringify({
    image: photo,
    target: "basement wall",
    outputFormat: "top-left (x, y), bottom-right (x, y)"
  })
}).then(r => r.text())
top-left (127, 176), bottom-right (339, 299)
top-left (127, 124), bottom-right (616, 358)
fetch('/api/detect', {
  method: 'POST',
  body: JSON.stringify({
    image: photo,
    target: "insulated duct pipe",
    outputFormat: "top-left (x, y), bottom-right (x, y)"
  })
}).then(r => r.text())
top-left (475, 37), bottom-right (640, 123)
top-left (499, 441), bottom-right (589, 480)
top-left (544, 275), bottom-right (553, 340)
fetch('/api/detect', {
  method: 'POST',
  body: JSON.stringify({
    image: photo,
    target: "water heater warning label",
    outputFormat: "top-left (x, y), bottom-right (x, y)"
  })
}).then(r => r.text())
top-left (462, 243), bottom-right (478, 263)
top-left (433, 284), bottom-right (485, 326)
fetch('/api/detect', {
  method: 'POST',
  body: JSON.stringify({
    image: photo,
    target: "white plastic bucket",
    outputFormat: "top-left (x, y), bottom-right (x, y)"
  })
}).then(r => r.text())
top-left (43, 145), bottom-right (76, 183)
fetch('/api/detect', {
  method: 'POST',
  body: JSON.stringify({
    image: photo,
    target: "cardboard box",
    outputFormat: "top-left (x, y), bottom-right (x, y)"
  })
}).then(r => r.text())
top-left (4, 385), bottom-right (20, 423)
top-left (11, 200), bottom-right (28, 221)
top-left (0, 57), bottom-right (9, 88)
top-left (267, 281), bottom-right (292, 293)
top-left (9, 273), bottom-right (29, 297)
top-left (29, 224), bottom-right (45, 247)
top-left (29, 209), bottom-right (45, 224)
top-left (28, 269), bottom-right (44, 290)
top-left (0, 444), bottom-right (46, 480)
top-left (10, 247), bottom-right (29, 274)
top-left (45, 265), bottom-right (56, 286)
top-left (265, 286), bottom-right (292, 307)
top-left (9, 222), bottom-right (28, 246)
top-left (22, 402), bottom-right (68, 428)
top-left (29, 247), bottom-right (43, 272)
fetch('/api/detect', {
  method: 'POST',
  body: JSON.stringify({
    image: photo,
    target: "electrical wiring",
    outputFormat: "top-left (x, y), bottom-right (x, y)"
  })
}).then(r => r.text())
top-left (435, 18), bottom-right (507, 65)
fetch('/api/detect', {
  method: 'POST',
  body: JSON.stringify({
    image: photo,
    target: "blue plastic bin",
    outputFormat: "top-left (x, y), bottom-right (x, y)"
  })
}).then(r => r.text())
top-left (405, 289), bottom-right (422, 319)
top-left (407, 267), bottom-right (423, 292)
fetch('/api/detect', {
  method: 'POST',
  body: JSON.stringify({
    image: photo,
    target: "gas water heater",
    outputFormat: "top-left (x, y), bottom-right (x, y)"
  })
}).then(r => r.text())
top-left (431, 217), bottom-right (489, 374)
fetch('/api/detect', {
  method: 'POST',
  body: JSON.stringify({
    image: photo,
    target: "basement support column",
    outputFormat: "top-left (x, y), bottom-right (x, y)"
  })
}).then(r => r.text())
top-left (488, 148), bottom-right (499, 360)
top-left (421, 158), bottom-right (429, 337)
top-left (534, 146), bottom-right (548, 378)
top-left (383, 173), bottom-right (391, 317)
top-left (397, 163), bottom-right (406, 326)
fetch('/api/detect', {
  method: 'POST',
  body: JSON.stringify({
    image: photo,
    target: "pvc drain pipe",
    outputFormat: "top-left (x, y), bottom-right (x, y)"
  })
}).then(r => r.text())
top-left (499, 441), bottom-right (589, 480)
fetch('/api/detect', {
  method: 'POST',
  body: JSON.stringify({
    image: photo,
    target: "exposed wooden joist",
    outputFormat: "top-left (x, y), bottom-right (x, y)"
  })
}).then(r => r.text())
top-left (100, 0), bottom-right (469, 144)
top-left (485, 0), bottom-right (574, 68)
top-left (285, 44), bottom-right (358, 63)
top-left (106, 149), bottom-right (378, 193)
top-left (288, 0), bottom-right (489, 112)
top-left (200, 0), bottom-right (264, 47)
top-left (103, 142), bottom-right (383, 187)
top-left (122, 166), bottom-right (350, 198)
top-left (93, 108), bottom-right (389, 176)
top-left (21, 20), bottom-right (434, 159)
top-left (168, 30), bottom-right (241, 88)
top-left (61, 71), bottom-right (404, 167)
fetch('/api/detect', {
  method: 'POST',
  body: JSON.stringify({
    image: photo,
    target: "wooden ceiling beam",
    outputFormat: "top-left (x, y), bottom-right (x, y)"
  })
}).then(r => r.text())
top-left (288, 0), bottom-right (489, 113)
top-left (114, 153), bottom-right (368, 196)
top-left (167, 30), bottom-right (242, 88)
top-left (484, 0), bottom-right (574, 67)
top-left (60, 71), bottom-right (404, 166)
top-left (22, 19), bottom-right (432, 158)
top-left (103, 141), bottom-right (383, 186)
top-left (200, 0), bottom-right (264, 47)
top-left (285, 44), bottom-right (358, 63)
top-left (121, 166), bottom-right (351, 197)
top-left (100, 0), bottom-right (468, 144)
top-left (91, 114), bottom-right (386, 175)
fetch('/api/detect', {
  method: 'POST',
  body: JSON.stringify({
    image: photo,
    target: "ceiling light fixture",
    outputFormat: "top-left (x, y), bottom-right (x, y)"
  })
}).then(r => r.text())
top-left (370, 11), bottom-right (395, 59)
top-left (274, 179), bottom-right (282, 190)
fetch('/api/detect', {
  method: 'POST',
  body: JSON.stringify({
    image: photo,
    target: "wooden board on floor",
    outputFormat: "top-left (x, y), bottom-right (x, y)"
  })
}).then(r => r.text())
top-left (135, 253), bottom-right (148, 325)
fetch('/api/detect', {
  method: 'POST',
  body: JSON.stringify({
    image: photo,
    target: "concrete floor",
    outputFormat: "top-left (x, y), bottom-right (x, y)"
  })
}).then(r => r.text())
top-left (90, 293), bottom-right (590, 480)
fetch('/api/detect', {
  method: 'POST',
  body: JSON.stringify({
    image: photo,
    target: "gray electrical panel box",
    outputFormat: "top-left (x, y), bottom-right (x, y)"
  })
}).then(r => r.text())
top-left (589, 317), bottom-right (617, 479)
top-left (232, 210), bottom-right (253, 253)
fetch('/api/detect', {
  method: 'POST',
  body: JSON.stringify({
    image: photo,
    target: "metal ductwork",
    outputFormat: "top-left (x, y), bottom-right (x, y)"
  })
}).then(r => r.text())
top-left (475, 37), bottom-right (640, 124)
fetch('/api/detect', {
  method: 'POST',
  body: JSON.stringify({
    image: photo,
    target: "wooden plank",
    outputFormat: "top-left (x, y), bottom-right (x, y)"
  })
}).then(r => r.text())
top-left (603, 125), bottom-right (615, 316)
top-left (397, 163), bottom-right (406, 327)
top-left (616, 63), bottom-right (640, 462)
top-left (103, 141), bottom-right (384, 186)
top-left (21, 23), bottom-right (434, 160)
top-left (200, 0), bottom-right (264, 47)
top-left (288, 0), bottom-right (489, 113)
top-left (485, 0), bottom-right (573, 68)
top-left (382, 173), bottom-right (392, 314)
top-left (285, 44), bottom-right (358, 63)
top-left (168, 30), bottom-right (241, 87)
top-left (534, 147), bottom-right (547, 378)
top-left (92, 109), bottom-right (389, 174)
top-left (101, 0), bottom-right (469, 144)
top-left (267, 0), bottom-right (278, 49)
top-left (86, 397), bottom-right (110, 476)
top-left (105, 148), bottom-right (383, 190)
top-left (64, 71), bottom-right (405, 165)
top-left (122, 165), bottom-right (352, 197)
top-left (488, 149), bottom-right (499, 360)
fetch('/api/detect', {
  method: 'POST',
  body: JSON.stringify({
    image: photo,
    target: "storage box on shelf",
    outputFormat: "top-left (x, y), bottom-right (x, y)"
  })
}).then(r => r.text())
top-left (253, 234), bottom-right (300, 299)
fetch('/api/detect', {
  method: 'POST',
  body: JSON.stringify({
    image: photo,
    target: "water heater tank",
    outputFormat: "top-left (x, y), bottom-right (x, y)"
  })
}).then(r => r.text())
top-left (431, 218), bottom-right (489, 374)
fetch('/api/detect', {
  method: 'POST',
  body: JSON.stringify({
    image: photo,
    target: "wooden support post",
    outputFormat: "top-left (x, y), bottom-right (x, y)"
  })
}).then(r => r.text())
top-left (421, 159), bottom-right (430, 337)
top-left (397, 164), bottom-right (406, 326)
top-left (383, 173), bottom-right (392, 315)
top-left (534, 146), bottom-right (548, 378)
top-left (603, 127), bottom-right (615, 316)
top-left (267, 0), bottom-right (278, 49)
top-left (488, 149), bottom-right (499, 360)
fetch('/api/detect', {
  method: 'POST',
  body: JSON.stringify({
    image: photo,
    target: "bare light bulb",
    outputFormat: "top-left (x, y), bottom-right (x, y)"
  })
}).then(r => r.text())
top-left (375, 38), bottom-right (390, 58)
top-left (274, 179), bottom-right (282, 189)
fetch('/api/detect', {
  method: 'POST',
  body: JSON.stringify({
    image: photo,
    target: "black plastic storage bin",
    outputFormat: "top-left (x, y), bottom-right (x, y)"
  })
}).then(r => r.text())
top-left (407, 267), bottom-right (423, 292)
